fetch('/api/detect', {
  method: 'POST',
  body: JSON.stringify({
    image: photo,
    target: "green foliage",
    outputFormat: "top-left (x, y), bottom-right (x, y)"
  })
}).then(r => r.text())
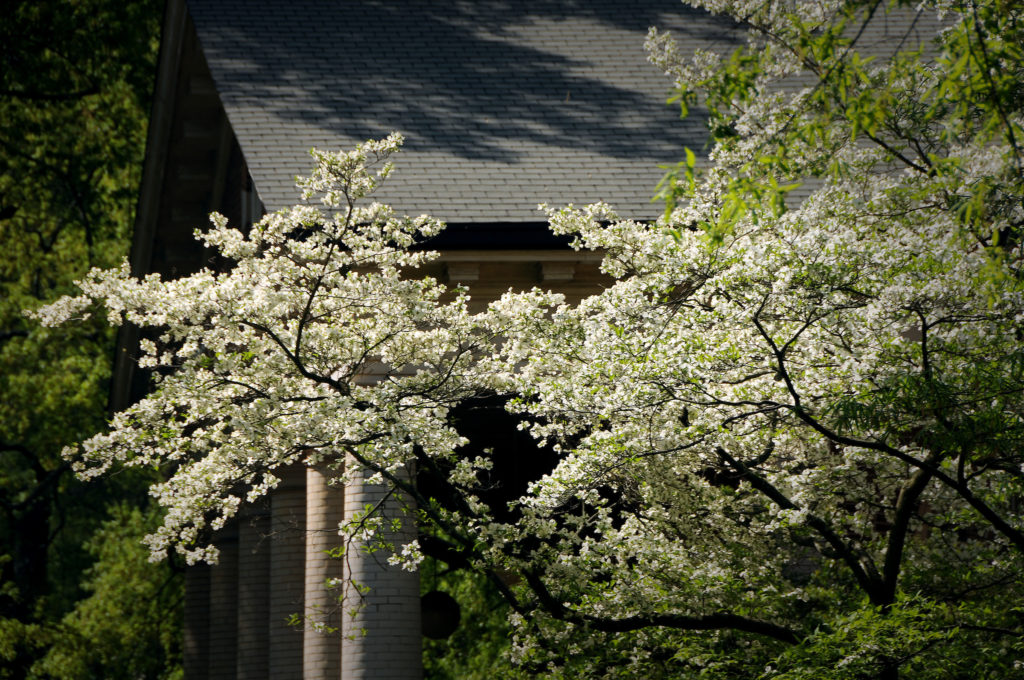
top-left (771, 595), bottom-right (1024, 680)
top-left (34, 505), bottom-right (183, 680)
top-left (421, 559), bottom-right (524, 680)
top-left (26, 1), bottom-right (1024, 678)
top-left (665, 0), bottom-right (1023, 249)
top-left (0, 0), bottom-right (170, 676)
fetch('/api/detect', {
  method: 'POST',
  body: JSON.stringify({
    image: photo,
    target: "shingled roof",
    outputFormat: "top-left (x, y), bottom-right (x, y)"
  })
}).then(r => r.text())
top-left (186, 0), bottom-right (739, 223)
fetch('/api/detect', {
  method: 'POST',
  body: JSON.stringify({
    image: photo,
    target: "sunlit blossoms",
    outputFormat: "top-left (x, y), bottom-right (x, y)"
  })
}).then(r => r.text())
top-left (32, 134), bottom-right (491, 565)
top-left (31, 0), bottom-right (1024, 677)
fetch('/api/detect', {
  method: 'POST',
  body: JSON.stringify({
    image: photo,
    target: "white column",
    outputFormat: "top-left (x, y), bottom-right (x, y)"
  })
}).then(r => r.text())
top-left (208, 523), bottom-right (239, 679)
top-left (183, 564), bottom-right (210, 680)
top-left (236, 501), bottom-right (270, 680)
top-left (268, 464), bottom-right (305, 679)
top-left (341, 457), bottom-right (421, 680)
top-left (303, 464), bottom-right (344, 678)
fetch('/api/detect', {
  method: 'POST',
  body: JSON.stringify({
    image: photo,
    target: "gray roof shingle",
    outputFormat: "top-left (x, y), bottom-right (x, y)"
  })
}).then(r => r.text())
top-left (186, 0), bottom-right (740, 223)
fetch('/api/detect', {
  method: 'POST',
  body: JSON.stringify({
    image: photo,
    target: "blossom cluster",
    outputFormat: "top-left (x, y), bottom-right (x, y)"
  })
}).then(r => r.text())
top-left (32, 0), bottom-right (1024, 675)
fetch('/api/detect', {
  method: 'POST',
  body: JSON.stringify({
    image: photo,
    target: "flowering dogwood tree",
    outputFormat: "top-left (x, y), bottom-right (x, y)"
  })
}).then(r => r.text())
top-left (33, 0), bottom-right (1024, 677)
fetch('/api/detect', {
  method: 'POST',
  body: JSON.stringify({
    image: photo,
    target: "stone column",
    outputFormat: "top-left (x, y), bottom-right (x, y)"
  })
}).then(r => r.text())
top-left (303, 465), bottom-right (344, 678)
top-left (268, 463), bottom-right (306, 679)
top-left (208, 523), bottom-right (239, 679)
top-left (183, 563), bottom-right (211, 680)
top-left (236, 501), bottom-right (270, 680)
top-left (341, 457), bottom-right (421, 680)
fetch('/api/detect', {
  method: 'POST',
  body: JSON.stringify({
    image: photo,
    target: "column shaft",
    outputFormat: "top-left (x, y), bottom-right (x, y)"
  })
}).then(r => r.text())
top-left (269, 463), bottom-right (306, 679)
top-left (184, 564), bottom-right (211, 680)
top-left (341, 458), bottom-right (421, 680)
top-left (303, 465), bottom-right (344, 678)
top-left (208, 524), bottom-right (239, 679)
top-left (237, 501), bottom-right (270, 680)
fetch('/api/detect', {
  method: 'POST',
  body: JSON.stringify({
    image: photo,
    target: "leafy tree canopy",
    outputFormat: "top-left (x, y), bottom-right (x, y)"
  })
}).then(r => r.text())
top-left (1, 0), bottom-right (178, 677)
top-left (36, 0), bottom-right (1024, 678)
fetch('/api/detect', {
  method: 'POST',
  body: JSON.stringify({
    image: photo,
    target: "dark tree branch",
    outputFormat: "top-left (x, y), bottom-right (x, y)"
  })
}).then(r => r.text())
top-left (0, 86), bottom-right (99, 102)
top-left (344, 442), bottom-right (532, 620)
top-left (752, 306), bottom-right (1024, 554)
top-left (523, 569), bottom-right (801, 644)
top-left (239, 320), bottom-right (348, 394)
top-left (880, 461), bottom-right (934, 605)
top-left (715, 446), bottom-right (884, 603)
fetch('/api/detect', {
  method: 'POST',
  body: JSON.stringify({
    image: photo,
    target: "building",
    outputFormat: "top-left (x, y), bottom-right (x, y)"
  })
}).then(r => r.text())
top-left (115, 1), bottom-right (740, 678)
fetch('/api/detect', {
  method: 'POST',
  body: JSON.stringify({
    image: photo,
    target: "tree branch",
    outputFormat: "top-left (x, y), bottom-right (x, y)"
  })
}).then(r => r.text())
top-left (0, 86), bottom-right (99, 102)
top-left (523, 569), bottom-right (800, 644)
top-left (715, 446), bottom-right (884, 603)
top-left (880, 461), bottom-right (934, 605)
top-left (752, 307), bottom-right (1024, 554)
